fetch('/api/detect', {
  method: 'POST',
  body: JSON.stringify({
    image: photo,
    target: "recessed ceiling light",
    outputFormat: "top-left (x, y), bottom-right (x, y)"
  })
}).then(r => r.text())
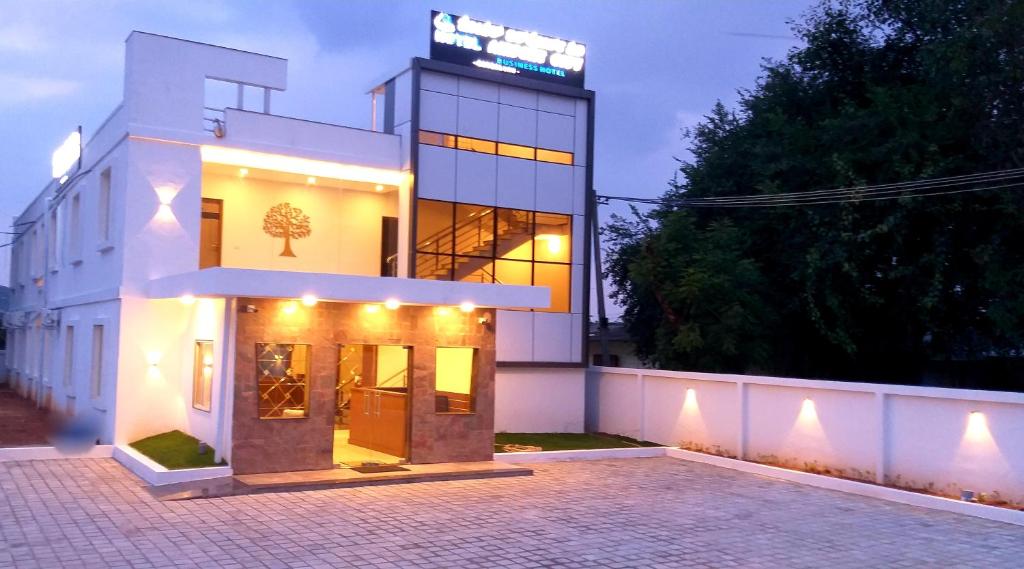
top-left (375, 184), bottom-right (384, 192)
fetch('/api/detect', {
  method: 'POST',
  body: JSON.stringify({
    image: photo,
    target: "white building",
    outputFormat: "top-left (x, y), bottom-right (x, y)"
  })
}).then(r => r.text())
top-left (3, 19), bottom-right (592, 474)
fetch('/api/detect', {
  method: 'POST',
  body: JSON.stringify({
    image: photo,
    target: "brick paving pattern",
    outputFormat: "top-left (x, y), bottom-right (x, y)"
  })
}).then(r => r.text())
top-left (0, 457), bottom-right (1021, 568)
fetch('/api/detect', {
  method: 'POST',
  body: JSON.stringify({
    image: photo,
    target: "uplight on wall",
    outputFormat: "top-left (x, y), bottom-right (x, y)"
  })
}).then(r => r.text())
top-left (147, 351), bottom-right (162, 368)
top-left (798, 397), bottom-right (818, 424)
top-left (964, 410), bottom-right (993, 444)
top-left (683, 387), bottom-right (698, 412)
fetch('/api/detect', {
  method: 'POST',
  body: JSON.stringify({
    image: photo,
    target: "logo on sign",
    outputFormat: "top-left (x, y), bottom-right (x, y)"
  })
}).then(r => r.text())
top-left (429, 11), bottom-right (586, 88)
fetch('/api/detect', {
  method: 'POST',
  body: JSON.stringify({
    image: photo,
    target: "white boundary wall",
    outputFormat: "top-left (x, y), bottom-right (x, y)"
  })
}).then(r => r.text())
top-left (587, 366), bottom-right (1024, 504)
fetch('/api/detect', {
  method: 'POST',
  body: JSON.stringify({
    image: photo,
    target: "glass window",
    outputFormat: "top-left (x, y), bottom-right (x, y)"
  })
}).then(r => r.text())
top-left (416, 199), bottom-right (454, 255)
top-left (453, 204), bottom-right (495, 258)
top-left (495, 209), bottom-right (533, 260)
top-left (98, 167), bottom-right (111, 242)
top-left (416, 253), bottom-right (453, 280)
top-left (257, 343), bottom-right (310, 419)
top-left (63, 326), bottom-right (74, 389)
top-left (455, 258), bottom-right (494, 283)
top-left (534, 262), bottom-right (571, 312)
top-left (418, 130), bottom-right (456, 148)
top-left (497, 143), bottom-right (535, 160)
top-left (90, 325), bottom-right (103, 398)
top-left (193, 341), bottom-right (214, 412)
top-left (435, 347), bottom-right (476, 413)
top-left (536, 148), bottom-right (573, 165)
top-left (494, 258), bottom-right (533, 287)
top-left (456, 136), bottom-right (496, 154)
top-left (533, 212), bottom-right (572, 263)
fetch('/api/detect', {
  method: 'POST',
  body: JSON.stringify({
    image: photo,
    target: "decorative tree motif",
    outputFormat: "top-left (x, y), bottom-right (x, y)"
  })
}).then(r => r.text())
top-left (262, 202), bottom-right (311, 257)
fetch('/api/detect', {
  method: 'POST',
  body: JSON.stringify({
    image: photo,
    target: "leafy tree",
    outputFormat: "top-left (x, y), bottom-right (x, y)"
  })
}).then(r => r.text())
top-left (263, 202), bottom-right (312, 257)
top-left (606, 0), bottom-right (1024, 387)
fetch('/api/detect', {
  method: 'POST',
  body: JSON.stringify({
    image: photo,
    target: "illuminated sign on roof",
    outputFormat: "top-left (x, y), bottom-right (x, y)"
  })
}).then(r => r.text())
top-left (429, 11), bottom-right (586, 88)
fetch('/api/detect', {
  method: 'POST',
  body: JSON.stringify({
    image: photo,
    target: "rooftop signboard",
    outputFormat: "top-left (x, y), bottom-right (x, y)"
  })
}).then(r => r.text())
top-left (429, 11), bottom-right (586, 88)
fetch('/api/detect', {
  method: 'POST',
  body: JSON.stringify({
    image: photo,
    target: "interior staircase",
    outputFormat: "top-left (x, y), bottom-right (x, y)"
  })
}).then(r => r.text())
top-left (416, 209), bottom-right (534, 282)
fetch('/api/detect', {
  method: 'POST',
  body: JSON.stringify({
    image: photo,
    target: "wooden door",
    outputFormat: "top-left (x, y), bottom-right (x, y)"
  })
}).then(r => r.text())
top-left (199, 198), bottom-right (223, 269)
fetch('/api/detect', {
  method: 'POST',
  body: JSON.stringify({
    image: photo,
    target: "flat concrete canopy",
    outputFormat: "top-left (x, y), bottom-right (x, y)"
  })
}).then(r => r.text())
top-left (147, 267), bottom-right (551, 309)
top-left (1, 457), bottom-right (1021, 567)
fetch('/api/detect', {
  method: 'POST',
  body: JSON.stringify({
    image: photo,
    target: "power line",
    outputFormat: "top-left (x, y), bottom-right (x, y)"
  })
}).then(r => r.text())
top-left (597, 167), bottom-right (1024, 209)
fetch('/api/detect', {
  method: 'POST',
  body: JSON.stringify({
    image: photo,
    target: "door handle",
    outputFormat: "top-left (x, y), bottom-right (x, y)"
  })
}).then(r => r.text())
top-left (363, 391), bottom-right (370, 415)
top-left (375, 392), bottom-right (382, 417)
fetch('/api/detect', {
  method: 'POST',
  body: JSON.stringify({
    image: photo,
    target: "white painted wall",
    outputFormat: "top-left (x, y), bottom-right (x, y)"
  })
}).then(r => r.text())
top-left (588, 367), bottom-right (1024, 503)
top-left (114, 297), bottom-right (225, 446)
top-left (495, 367), bottom-right (585, 433)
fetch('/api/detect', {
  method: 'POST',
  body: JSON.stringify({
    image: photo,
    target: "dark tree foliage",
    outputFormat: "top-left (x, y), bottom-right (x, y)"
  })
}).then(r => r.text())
top-left (605, 0), bottom-right (1024, 388)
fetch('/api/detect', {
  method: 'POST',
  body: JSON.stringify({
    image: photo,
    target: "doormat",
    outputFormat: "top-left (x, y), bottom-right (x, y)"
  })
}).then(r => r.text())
top-left (351, 465), bottom-right (410, 474)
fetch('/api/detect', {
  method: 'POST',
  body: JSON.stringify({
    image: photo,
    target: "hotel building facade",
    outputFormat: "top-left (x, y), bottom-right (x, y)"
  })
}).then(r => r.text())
top-left (3, 21), bottom-right (593, 474)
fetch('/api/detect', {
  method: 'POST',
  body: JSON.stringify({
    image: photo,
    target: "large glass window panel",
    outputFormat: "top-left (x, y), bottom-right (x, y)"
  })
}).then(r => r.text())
top-left (435, 347), bottom-right (476, 413)
top-left (495, 209), bottom-right (533, 260)
top-left (416, 199), bottom-right (454, 255)
top-left (257, 343), bottom-right (310, 419)
top-left (494, 258), bottom-right (533, 287)
top-left (415, 253), bottom-right (453, 280)
top-left (533, 212), bottom-right (572, 263)
top-left (453, 204), bottom-right (495, 258)
top-left (454, 258), bottom-right (494, 283)
top-left (534, 262), bottom-right (571, 312)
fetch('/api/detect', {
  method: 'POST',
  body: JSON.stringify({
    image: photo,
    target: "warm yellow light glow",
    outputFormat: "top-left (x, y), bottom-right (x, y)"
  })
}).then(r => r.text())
top-left (459, 301), bottom-right (476, 313)
top-left (965, 411), bottom-right (992, 444)
top-left (384, 298), bottom-right (401, 310)
top-left (683, 388), bottom-right (698, 412)
top-left (201, 145), bottom-right (406, 187)
top-left (307, 176), bottom-right (317, 185)
top-left (798, 398), bottom-right (818, 424)
top-left (301, 294), bottom-right (318, 307)
top-left (202, 354), bottom-right (214, 367)
top-left (179, 294), bottom-right (196, 305)
top-left (282, 300), bottom-right (299, 315)
top-left (147, 351), bottom-right (162, 367)
top-left (239, 168), bottom-right (249, 177)
top-left (154, 185), bottom-right (178, 206)
top-left (434, 306), bottom-right (452, 316)
top-left (536, 234), bottom-right (563, 254)
top-left (364, 304), bottom-right (381, 313)
top-left (375, 184), bottom-right (384, 192)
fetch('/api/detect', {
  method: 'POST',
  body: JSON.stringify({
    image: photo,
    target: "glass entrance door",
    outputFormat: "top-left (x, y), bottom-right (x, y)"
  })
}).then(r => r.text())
top-left (335, 344), bottom-right (410, 467)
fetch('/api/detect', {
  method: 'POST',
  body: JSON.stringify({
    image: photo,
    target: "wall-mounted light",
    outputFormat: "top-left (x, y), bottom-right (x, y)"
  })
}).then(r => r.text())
top-left (459, 301), bottom-right (475, 313)
top-left (384, 298), bottom-right (401, 310)
top-left (477, 313), bottom-right (492, 326)
top-left (965, 410), bottom-right (990, 443)
top-left (147, 351), bottom-right (162, 367)
top-left (179, 294), bottom-right (196, 305)
top-left (301, 294), bottom-right (318, 307)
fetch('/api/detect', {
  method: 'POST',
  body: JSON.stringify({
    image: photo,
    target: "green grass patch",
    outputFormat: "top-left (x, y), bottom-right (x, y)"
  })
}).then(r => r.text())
top-left (494, 432), bottom-right (661, 453)
top-left (130, 430), bottom-right (225, 470)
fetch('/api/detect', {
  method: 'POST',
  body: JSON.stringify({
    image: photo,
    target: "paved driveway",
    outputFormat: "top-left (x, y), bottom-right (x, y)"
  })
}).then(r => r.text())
top-left (0, 457), bottom-right (1021, 568)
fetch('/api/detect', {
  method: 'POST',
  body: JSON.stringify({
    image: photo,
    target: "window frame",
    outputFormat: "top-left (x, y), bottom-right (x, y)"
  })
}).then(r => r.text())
top-left (192, 340), bottom-right (215, 412)
top-left (256, 342), bottom-right (312, 420)
top-left (433, 346), bottom-right (478, 415)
